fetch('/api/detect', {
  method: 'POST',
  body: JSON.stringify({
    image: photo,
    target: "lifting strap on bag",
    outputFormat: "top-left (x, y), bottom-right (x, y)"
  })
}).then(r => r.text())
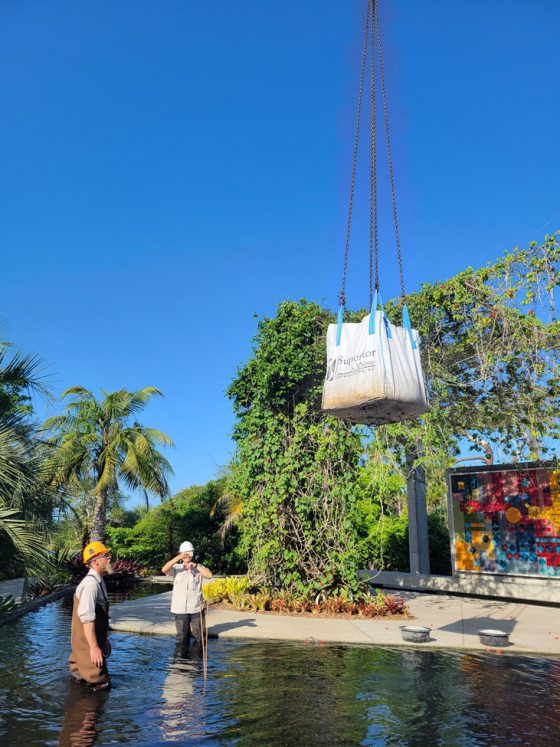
top-left (402, 304), bottom-right (416, 349)
top-left (367, 290), bottom-right (392, 339)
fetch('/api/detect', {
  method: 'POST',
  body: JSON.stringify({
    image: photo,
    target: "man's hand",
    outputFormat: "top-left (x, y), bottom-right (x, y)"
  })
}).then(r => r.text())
top-left (90, 644), bottom-right (104, 668)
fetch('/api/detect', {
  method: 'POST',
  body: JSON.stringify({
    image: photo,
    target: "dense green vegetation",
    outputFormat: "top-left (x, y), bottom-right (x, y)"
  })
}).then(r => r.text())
top-left (1, 235), bottom-right (558, 601)
top-left (105, 480), bottom-right (244, 574)
top-left (227, 301), bottom-right (368, 596)
top-left (223, 235), bottom-right (559, 593)
top-left (0, 340), bottom-right (57, 578)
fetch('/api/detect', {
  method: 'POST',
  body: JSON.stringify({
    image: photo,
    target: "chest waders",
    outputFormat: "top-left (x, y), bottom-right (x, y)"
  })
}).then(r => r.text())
top-left (69, 591), bottom-right (110, 687)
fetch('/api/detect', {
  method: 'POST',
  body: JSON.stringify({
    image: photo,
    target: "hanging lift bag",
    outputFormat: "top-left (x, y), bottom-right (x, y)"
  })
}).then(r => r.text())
top-left (321, 309), bottom-right (429, 425)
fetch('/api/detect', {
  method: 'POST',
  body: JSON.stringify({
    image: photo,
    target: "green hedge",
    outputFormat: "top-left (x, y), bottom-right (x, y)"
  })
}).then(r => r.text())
top-left (106, 480), bottom-right (246, 574)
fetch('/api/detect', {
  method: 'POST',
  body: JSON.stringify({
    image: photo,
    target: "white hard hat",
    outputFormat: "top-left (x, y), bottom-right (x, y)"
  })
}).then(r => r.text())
top-left (179, 541), bottom-right (194, 553)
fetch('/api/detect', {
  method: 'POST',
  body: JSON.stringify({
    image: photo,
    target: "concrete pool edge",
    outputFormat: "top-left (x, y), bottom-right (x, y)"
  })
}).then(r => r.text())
top-left (109, 589), bottom-right (560, 656)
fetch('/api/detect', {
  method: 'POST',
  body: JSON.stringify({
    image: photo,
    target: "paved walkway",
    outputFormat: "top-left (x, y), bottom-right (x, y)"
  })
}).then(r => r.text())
top-left (4, 575), bottom-right (558, 654)
top-left (0, 578), bottom-right (25, 602)
top-left (109, 589), bottom-right (560, 655)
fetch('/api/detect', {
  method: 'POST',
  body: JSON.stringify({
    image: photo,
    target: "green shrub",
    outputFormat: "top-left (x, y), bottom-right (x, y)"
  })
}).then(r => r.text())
top-left (106, 480), bottom-right (246, 574)
top-left (355, 506), bottom-right (410, 571)
top-left (356, 504), bottom-right (452, 575)
top-left (203, 576), bottom-right (251, 604)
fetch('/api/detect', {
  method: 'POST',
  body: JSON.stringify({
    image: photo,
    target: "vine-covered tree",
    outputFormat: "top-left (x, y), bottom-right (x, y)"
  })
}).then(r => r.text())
top-left (227, 300), bottom-right (366, 596)
top-left (227, 235), bottom-right (560, 581)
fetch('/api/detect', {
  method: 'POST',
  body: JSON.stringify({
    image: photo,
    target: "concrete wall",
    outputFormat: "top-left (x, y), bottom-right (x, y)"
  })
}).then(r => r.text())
top-left (362, 569), bottom-right (560, 605)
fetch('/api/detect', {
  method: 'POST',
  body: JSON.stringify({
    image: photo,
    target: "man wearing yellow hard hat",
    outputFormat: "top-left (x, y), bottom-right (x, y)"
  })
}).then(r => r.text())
top-left (68, 541), bottom-right (113, 691)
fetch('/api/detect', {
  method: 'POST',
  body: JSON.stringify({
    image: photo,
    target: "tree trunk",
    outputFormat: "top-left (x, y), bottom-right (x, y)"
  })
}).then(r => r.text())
top-left (90, 489), bottom-right (108, 543)
top-left (81, 525), bottom-right (90, 551)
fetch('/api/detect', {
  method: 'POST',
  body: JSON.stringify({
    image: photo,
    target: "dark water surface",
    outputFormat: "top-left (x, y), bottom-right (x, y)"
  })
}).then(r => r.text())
top-left (1, 596), bottom-right (559, 746)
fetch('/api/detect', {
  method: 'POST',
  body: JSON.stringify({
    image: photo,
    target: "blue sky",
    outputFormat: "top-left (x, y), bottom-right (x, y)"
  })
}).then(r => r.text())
top-left (1, 1), bottom-right (559, 504)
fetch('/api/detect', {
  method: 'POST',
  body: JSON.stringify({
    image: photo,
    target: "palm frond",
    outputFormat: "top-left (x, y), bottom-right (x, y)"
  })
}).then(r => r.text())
top-left (139, 427), bottom-right (175, 447)
top-left (95, 447), bottom-right (119, 493)
top-left (0, 506), bottom-right (53, 564)
top-left (61, 386), bottom-right (95, 400)
top-left (0, 350), bottom-right (51, 403)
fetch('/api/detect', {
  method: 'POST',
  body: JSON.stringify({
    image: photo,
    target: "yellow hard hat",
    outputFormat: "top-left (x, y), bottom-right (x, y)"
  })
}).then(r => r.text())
top-left (83, 541), bottom-right (111, 564)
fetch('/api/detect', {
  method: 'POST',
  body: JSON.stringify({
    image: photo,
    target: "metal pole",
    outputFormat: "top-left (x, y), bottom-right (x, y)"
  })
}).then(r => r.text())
top-left (406, 443), bottom-right (430, 574)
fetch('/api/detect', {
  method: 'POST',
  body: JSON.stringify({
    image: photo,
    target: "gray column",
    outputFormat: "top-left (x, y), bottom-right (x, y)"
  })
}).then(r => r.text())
top-left (406, 444), bottom-right (430, 574)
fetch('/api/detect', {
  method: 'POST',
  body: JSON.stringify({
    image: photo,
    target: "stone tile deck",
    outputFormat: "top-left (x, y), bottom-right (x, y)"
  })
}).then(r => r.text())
top-left (109, 589), bottom-right (560, 655)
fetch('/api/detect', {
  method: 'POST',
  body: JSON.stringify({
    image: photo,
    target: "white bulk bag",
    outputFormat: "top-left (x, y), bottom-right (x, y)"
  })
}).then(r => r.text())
top-left (321, 306), bottom-right (429, 425)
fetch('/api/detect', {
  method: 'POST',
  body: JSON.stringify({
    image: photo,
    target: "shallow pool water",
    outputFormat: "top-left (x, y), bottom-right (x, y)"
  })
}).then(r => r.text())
top-left (0, 597), bottom-right (559, 745)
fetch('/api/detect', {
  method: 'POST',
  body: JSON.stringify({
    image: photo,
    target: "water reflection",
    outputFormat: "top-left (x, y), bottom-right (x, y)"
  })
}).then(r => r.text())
top-left (459, 653), bottom-right (560, 745)
top-left (0, 598), bottom-right (559, 745)
top-left (216, 642), bottom-right (366, 744)
top-left (160, 643), bottom-right (206, 742)
top-left (58, 684), bottom-right (109, 747)
top-left (383, 649), bottom-right (467, 745)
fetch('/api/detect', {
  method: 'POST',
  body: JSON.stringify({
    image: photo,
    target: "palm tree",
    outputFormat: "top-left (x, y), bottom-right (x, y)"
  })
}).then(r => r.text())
top-left (0, 338), bottom-right (55, 571)
top-left (43, 387), bottom-right (174, 543)
top-left (210, 465), bottom-right (243, 542)
top-left (210, 488), bottom-right (243, 542)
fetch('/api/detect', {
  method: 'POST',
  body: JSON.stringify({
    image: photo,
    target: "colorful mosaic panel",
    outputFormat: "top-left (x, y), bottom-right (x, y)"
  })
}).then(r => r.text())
top-left (450, 467), bottom-right (560, 577)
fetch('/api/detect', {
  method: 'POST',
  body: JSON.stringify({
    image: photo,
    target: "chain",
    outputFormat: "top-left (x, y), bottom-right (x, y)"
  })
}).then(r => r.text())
top-left (369, 0), bottom-right (379, 305)
top-left (339, 1), bottom-right (370, 307)
top-left (375, 0), bottom-right (406, 300)
top-left (340, 0), bottom-right (405, 307)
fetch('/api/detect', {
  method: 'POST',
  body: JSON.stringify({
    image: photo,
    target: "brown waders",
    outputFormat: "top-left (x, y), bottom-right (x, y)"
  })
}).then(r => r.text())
top-left (69, 593), bottom-right (110, 689)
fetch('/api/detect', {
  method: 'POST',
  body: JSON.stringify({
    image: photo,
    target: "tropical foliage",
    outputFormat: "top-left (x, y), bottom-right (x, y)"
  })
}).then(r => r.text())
top-left (106, 480), bottom-right (244, 573)
top-left (224, 236), bottom-right (560, 592)
top-left (43, 387), bottom-right (174, 543)
top-left (0, 595), bottom-right (18, 613)
top-left (0, 338), bottom-right (57, 577)
top-left (51, 488), bottom-right (144, 555)
top-left (203, 576), bottom-right (408, 617)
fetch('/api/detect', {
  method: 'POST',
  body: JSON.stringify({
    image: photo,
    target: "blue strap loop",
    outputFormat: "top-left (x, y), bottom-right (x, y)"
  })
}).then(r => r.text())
top-left (378, 292), bottom-right (392, 339)
top-left (368, 289), bottom-right (392, 338)
top-left (336, 305), bottom-right (344, 346)
top-left (368, 289), bottom-right (378, 334)
top-left (402, 304), bottom-right (417, 349)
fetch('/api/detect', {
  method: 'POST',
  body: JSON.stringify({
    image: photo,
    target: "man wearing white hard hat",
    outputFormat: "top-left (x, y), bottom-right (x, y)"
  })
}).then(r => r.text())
top-left (162, 541), bottom-right (213, 647)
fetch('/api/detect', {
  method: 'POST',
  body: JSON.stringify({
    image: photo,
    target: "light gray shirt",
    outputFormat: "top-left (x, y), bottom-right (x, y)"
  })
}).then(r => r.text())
top-left (170, 564), bottom-right (204, 614)
top-left (75, 569), bottom-right (108, 623)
